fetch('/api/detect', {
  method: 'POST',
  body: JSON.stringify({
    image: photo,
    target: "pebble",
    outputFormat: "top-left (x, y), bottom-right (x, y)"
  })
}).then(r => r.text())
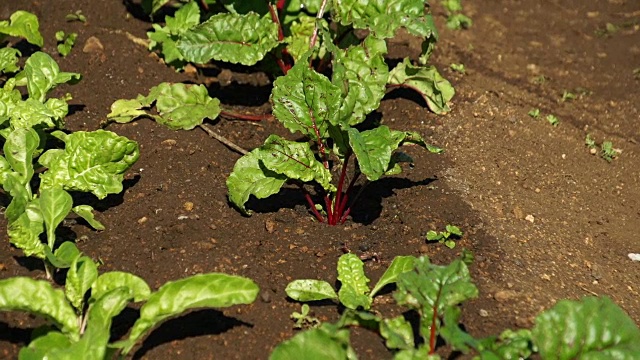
top-left (82, 36), bottom-right (104, 53)
top-left (628, 253), bottom-right (640, 262)
top-left (265, 219), bottom-right (276, 233)
top-left (494, 290), bottom-right (518, 303)
top-left (479, 309), bottom-right (489, 317)
top-left (137, 216), bottom-right (148, 224)
top-left (525, 214), bottom-right (535, 223)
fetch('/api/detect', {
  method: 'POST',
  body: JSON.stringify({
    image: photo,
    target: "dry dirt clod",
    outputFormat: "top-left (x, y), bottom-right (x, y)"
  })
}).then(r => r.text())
top-left (265, 219), bottom-right (276, 233)
top-left (83, 36), bottom-right (104, 53)
top-left (494, 290), bottom-right (518, 303)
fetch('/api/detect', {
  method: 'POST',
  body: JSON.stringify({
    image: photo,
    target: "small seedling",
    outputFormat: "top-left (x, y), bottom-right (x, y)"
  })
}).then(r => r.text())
top-left (441, 0), bottom-right (472, 30)
top-left (531, 75), bottom-right (547, 85)
top-left (65, 10), bottom-right (86, 23)
top-left (545, 114), bottom-right (559, 126)
top-left (633, 68), bottom-right (640, 80)
top-left (55, 30), bottom-right (77, 57)
top-left (450, 63), bottom-right (465, 73)
top-left (426, 224), bottom-right (462, 249)
top-left (561, 90), bottom-right (576, 102)
top-left (585, 134), bottom-right (596, 149)
top-left (291, 304), bottom-right (321, 329)
top-left (528, 108), bottom-right (540, 118)
top-left (600, 141), bottom-right (617, 162)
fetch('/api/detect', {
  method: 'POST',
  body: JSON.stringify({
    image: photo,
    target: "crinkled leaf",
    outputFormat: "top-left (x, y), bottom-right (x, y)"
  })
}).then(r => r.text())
top-left (177, 12), bottom-right (279, 65)
top-left (220, 0), bottom-right (269, 15)
top-left (226, 148), bottom-right (287, 215)
top-left (0, 10), bottom-right (44, 46)
top-left (16, 52), bottom-right (81, 103)
top-left (0, 277), bottom-right (79, 336)
top-left (394, 347), bottom-right (433, 360)
top-left (3, 172), bottom-right (32, 224)
top-left (106, 99), bottom-right (152, 124)
top-left (118, 273), bottom-right (259, 354)
top-left (39, 187), bottom-right (73, 249)
top-left (330, 0), bottom-right (436, 38)
top-left (92, 271), bottom-right (151, 303)
top-left (39, 130), bottom-right (140, 199)
top-left (51, 241), bottom-right (81, 268)
top-left (143, 82), bottom-right (220, 130)
top-left (337, 253), bottom-right (371, 310)
top-left (271, 58), bottom-right (342, 139)
top-left (147, 1), bottom-right (200, 67)
top-left (270, 326), bottom-right (351, 360)
top-left (381, 315), bottom-right (414, 350)
top-left (286, 16), bottom-right (328, 62)
top-left (439, 306), bottom-right (480, 353)
top-left (65, 255), bottom-right (98, 310)
top-left (18, 330), bottom-right (71, 359)
top-left (258, 135), bottom-right (335, 192)
top-left (146, 0), bottom-right (171, 14)
top-left (165, 1), bottom-right (200, 34)
top-left (388, 58), bottom-right (454, 114)
top-left (348, 126), bottom-right (405, 181)
top-left (329, 35), bottom-right (388, 125)
top-left (370, 255), bottom-right (415, 298)
top-left (9, 98), bottom-right (67, 130)
top-left (72, 205), bottom-right (105, 231)
top-left (285, 280), bottom-right (338, 302)
top-left (7, 199), bottom-right (45, 259)
top-left (476, 329), bottom-right (535, 360)
top-left (4, 127), bottom-right (39, 186)
top-left (0, 47), bottom-right (20, 73)
top-left (532, 296), bottom-right (640, 359)
top-left (282, 0), bottom-right (325, 23)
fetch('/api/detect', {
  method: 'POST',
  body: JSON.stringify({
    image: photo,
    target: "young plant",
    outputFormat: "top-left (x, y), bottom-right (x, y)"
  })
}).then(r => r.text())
top-left (527, 108), bottom-right (540, 118)
top-left (0, 254), bottom-right (259, 358)
top-left (600, 141), bottom-right (618, 162)
top-left (440, 0), bottom-right (473, 30)
top-left (426, 224), bottom-right (462, 249)
top-left (585, 133), bottom-right (597, 149)
top-left (285, 253), bottom-right (416, 310)
top-left (65, 10), bottom-right (87, 23)
top-left (55, 31), bottom-right (78, 57)
top-left (545, 114), bottom-right (559, 126)
top-left (450, 63), bottom-right (465, 74)
top-left (291, 304), bottom-right (321, 329)
top-left (0, 10), bottom-right (44, 47)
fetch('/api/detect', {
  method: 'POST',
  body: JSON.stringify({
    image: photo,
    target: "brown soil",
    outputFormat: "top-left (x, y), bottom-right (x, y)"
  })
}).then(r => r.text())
top-left (1, 0), bottom-right (639, 359)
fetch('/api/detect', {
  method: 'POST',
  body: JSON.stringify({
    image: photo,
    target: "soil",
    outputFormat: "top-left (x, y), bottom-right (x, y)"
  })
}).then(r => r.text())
top-left (1, 0), bottom-right (639, 359)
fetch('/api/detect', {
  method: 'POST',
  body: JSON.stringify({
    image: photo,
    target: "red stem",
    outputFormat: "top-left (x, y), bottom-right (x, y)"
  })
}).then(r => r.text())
top-left (219, 110), bottom-right (272, 121)
top-left (334, 154), bottom-right (350, 220)
top-left (269, 4), bottom-right (292, 74)
top-left (337, 170), bottom-right (359, 219)
top-left (324, 195), bottom-right (334, 225)
top-left (429, 305), bottom-right (438, 354)
top-left (276, 0), bottom-right (286, 11)
top-left (304, 192), bottom-right (324, 223)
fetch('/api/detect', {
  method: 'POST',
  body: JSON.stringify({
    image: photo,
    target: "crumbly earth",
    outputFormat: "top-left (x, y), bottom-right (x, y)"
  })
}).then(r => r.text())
top-left (0, 0), bottom-right (639, 359)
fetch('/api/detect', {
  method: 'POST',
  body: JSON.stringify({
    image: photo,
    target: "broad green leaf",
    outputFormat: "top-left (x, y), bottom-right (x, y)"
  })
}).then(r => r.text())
top-left (348, 126), bottom-right (405, 181)
top-left (532, 296), bottom-right (640, 359)
top-left (0, 10), bottom-right (44, 46)
top-left (106, 99), bottom-right (152, 124)
top-left (330, 0), bottom-right (436, 38)
top-left (9, 98), bottom-right (67, 130)
top-left (7, 200), bottom-right (45, 259)
top-left (226, 148), bottom-right (287, 215)
top-left (258, 135), bottom-right (335, 192)
top-left (337, 253), bottom-right (371, 310)
top-left (386, 151), bottom-right (414, 176)
top-left (381, 315), bottom-right (414, 350)
top-left (270, 327), bottom-right (350, 360)
top-left (39, 187), bottom-right (73, 249)
top-left (65, 256), bottom-right (99, 310)
top-left (0, 277), bottom-right (79, 336)
top-left (92, 271), bottom-right (151, 303)
top-left (17, 52), bottom-right (81, 103)
top-left (19, 330), bottom-right (71, 360)
top-left (220, 0), bottom-right (270, 15)
top-left (370, 255), bottom-right (416, 298)
top-left (147, 1), bottom-right (200, 67)
top-left (0, 156), bottom-right (11, 184)
top-left (3, 171), bottom-right (32, 223)
top-left (394, 347), bottom-right (433, 360)
top-left (143, 82), bottom-right (221, 130)
top-left (476, 329), bottom-right (534, 360)
top-left (329, 35), bottom-right (389, 125)
top-left (52, 241), bottom-right (81, 268)
top-left (0, 79), bottom-right (22, 125)
top-left (402, 131), bottom-right (444, 154)
top-left (388, 58), bottom-right (454, 114)
top-left (4, 127), bottom-right (39, 187)
top-left (0, 48), bottom-right (20, 73)
top-left (72, 205), bottom-right (105, 231)
top-left (439, 306), bottom-right (480, 353)
top-left (147, 0), bottom-right (171, 14)
top-left (285, 16), bottom-right (328, 62)
top-left (177, 12), bottom-right (279, 65)
top-left (271, 58), bottom-right (342, 139)
top-left (164, 1), bottom-right (200, 34)
top-left (119, 273), bottom-right (259, 354)
top-left (39, 130), bottom-right (140, 199)
top-left (285, 280), bottom-right (338, 302)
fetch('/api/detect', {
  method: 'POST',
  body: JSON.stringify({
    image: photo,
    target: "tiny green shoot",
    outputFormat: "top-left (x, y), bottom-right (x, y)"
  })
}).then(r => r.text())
top-left (545, 114), bottom-right (559, 126)
top-left (531, 75), bottom-right (547, 85)
top-left (291, 304), bottom-right (321, 329)
top-left (528, 108), bottom-right (540, 118)
top-left (600, 141), bottom-right (617, 162)
top-left (441, 0), bottom-right (472, 30)
top-left (65, 10), bottom-right (87, 23)
top-left (585, 134), bottom-right (596, 149)
top-left (55, 31), bottom-right (77, 57)
top-left (450, 63), bottom-right (465, 74)
top-left (426, 224), bottom-right (462, 249)
top-left (561, 90), bottom-right (576, 102)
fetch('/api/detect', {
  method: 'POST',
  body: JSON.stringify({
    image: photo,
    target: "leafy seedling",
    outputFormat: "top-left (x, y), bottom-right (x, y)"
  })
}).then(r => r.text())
top-left (585, 134), bottom-right (597, 149)
top-left (531, 75), bottom-right (547, 85)
top-left (285, 254), bottom-right (416, 310)
top-left (441, 0), bottom-right (473, 30)
top-left (55, 31), bottom-right (78, 57)
top-left (291, 304), bottom-right (321, 329)
top-left (65, 10), bottom-right (87, 23)
top-left (0, 10), bottom-right (44, 47)
top-left (600, 141), bottom-right (618, 162)
top-left (561, 90), bottom-right (576, 102)
top-left (0, 258), bottom-right (259, 358)
top-left (450, 63), bottom-right (465, 73)
top-left (528, 108), bottom-right (540, 118)
top-left (545, 114), bottom-right (559, 126)
top-left (426, 224), bottom-right (463, 249)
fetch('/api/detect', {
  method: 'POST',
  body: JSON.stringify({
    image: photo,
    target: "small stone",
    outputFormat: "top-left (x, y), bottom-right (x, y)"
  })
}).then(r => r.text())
top-left (525, 214), bottom-right (535, 223)
top-left (265, 219), bottom-right (276, 233)
top-left (183, 201), bottom-right (194, 212)
top-left (541, 273), bottom-right (551, 281)
top-left (295, 228), bottom-right (305, 235)
top-left (590, 148), bottom-right (597, 155)
top-left (161, 139), bottom-right (177, 147)
top-left (83, 36), bottom-right (104, 53)
top-left (479, 309), bottom-right (489, 317)
top-left (494, 290), bottom-right (518, 303)
top-left (137, 216), bottom-right (148, 224)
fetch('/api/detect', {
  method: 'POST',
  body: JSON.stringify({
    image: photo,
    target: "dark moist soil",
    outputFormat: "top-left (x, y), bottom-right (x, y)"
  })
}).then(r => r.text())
top-left (1, 0), bottom-right (640, 359)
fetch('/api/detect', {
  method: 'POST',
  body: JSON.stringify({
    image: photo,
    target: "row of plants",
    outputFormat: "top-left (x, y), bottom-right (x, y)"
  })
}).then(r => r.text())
top-left (1, 5), bottom-right (639, 359)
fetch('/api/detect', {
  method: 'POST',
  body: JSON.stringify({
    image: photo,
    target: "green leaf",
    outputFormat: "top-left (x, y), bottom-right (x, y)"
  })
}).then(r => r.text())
top-left (72, 205), bottom-right (105, 231)
top-left (348, 126), bottom-right (405, 181)
top-left (0, 47), bottom-right (21, 73)
top-left (270, 327), bottom-right (351, 360)
top-left (7, 199), bottom-right (45, 259)
top-left (39, 187), bottom-right (73, 249)
top-left (337, 253), bottom-right (371, 310)
top-left (285, 16), bottom-right (328, 62)
top-left (8, 98), bottom-right (67, 130)
top-left (532, 296), bottom-right (640, 359)
top-left (92, 271), bottom-right (151, 303)
top-left (285, 280), bottom-right (338, 302)
top-left (388, 58), bottom-right (454, 114)
top-left (476, 329), bottom-right (534, 360)
top-left (119, 273), bottom-right (259, 354)
top-left (258, 135), bottom-right (335, 192)
top-left (0, 277), bottom-right (79, 336)
top-left (439, 306), bottom-right (479, 353)
top-left (370, 256), bottom-right (416, 298)
top-left (330, 0), bottom-right (436, 38)
top-left (329, 35), bottom-right (389, 125)
top-left (4, 127), bottom-right (39, 187)
top-left (0, 10), bottom-right (44, 46)
top-left (271, 56), bottom-right (342, 139)
top-left (226, 148), bottom-right (287, 215)
top-left (16, 52), bottom-right (81, 103)
top-left (177, 12), bottom-right (279, 65)
top-left (381, 315), bottom-right (414, 350)
top-left (19, 330), bottom-right (72, 359)
top-left (51, 241), bottom-right (81, 268)
top-left (106, 99), bottom-right (152, 124)
top-left (56, 31), bottom-right (77, 57)
top-left (39, 130), bottom-right (140, 199)
top-left (144, 82), bottom-right (220, 130)
top-left (426, 230), bottom-right (441, 241)
top-left (147, 1), bottom-right (200, 67)
top-left (65, 255), bottom-right (98, 310)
